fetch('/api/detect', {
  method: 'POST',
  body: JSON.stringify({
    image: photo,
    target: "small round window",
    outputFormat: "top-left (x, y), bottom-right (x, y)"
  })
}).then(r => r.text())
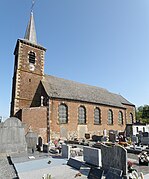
top-left (28, 51), bottom-right (35, 64)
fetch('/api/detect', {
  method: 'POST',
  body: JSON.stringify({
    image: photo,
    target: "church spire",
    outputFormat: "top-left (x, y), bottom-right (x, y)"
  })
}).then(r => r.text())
top-left (24, 11), bottom-right (37, 44)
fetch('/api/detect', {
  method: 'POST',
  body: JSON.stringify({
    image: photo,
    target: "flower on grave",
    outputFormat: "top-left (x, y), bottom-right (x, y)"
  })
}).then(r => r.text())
top-left (138, 151), bottom-right (149, 163)
top-left (129, 171), bottom-right (144, 179)
top-left (42, 173), bottom-right (52, 179)
top-left (128, 160), bottom-right (133, 167)
top-left (127, 160), bottom-right (136, 173)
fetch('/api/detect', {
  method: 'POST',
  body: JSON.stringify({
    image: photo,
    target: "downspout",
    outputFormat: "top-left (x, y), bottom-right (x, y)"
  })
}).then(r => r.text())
top-left (47, 97), bottom-right (50, 143)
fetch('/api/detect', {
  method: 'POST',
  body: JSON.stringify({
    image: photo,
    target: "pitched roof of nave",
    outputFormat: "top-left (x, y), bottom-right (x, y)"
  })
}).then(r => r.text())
top-left (41, 74), bottom-right (134, 108)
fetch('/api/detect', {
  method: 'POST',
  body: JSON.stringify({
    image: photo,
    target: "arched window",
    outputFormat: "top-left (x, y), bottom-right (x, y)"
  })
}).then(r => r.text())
top-left (94, 107), bottom-right (101, 124)
top-left (118, 111), bottom-right (123, 125)
top-left (129, 113), bottom-right (133, 124)
top-left (78, 106), bottom-right (86, 124)
top-left (136, 127), bottom-right (139, 132)
top-left (108, 109), bottom-right (113, 125)
top-left (58, 104), bottom-right (68, 124)
top-left (28, 51), bottom-right (35, 64)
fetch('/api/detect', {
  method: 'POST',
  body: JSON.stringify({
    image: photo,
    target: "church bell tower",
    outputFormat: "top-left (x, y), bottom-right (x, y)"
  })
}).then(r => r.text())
top-left (10, 11), bottom-right (46, 117)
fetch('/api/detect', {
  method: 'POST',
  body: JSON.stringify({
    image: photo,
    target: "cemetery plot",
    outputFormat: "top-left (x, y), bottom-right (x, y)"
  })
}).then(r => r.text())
top-left (87, 167), bottom-right (104, 179)
top-left (67, 158), bottom-right (83, 170)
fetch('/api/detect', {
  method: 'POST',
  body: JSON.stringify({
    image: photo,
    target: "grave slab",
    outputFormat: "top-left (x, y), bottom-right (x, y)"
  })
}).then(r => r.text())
top-left (87, 167), bottom-right (104, 179)
top-left (67, 158), bottom-right (83, 170)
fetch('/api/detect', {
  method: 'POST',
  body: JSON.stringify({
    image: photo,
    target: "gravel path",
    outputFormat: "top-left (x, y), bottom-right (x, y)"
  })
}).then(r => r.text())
top-left (0, 155), bottom-right (18, 179)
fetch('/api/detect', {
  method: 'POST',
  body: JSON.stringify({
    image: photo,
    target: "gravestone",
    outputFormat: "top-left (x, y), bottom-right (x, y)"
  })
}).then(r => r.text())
top-left (25, 129), bottom-right (37, 153)
top-left (109, 132), bottom-right (116, 143)
top-left (131, 135), bottom-right (139, 144)
top-left (0, 117), bottom-right (27, 153)
top-left (109, 130), bottom-right (118, 135)
top-left (43, 144), bottom-right (49, 153)
top-left (83, 146), bottom-right (102, 167)
top-left (67, 158), bottom-right (83, 170)
top-left (92, 135), bottom-right (102, 142)
top-left (141, 136), bottom-right (149, 145)
top-left (37, 136), bottom-right (43, 151)
top-left (141, 132), bottom-right (149, 145)
top-left (106, 171), bottom-right (122, 179)
top-left (136, 133), bottom-right (142, 145)
top-left (101, 136), bottom-right (108, 142)
top-left (99, 143), bottom-right (127, 178)
top-left (108, 167), bottom-right (123, 177)
top-left (62, 144), bottom-right (71, 158)
top-left (142, 132), bottom-right (149, 137)
top-left (88, 167), bottom-right (104, 179)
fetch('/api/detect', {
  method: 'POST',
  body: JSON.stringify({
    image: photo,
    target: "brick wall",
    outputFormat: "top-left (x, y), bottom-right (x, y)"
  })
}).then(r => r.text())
top-left (21, 98), bottom-right (135, 143)
top-left (49, 98), bottom-right (135, 140)
top-left (21, 107), bottom-right (47, 143)
top-left (123, 104), bottom-right (136, 124)
top-left (11, 40), bottom-right (45, 116)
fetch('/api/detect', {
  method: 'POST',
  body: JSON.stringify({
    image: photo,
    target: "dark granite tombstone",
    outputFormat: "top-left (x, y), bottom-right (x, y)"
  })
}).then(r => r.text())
top-left (88, 167), bottom-right (104, 179)
top-left (142, 132), bottom-right (149, 137)
top-left (136, 134), bottom-right (142, 144)
top-left (67, 158), bottom-right (83, 170)
top-left (109, 133), bottom-right (116, 143)
top-left (108, 167), bottom-right (123, 177)
top-left (99, 143), bottom-right (127, 178)
top-left (106, 171), bottom-right (122, 179)
top-left (92, 135), bottom-right (103, 142)
top-left (37, 136), bottom-right (43, 151)
top-left (43, 144), bottom-right (49, 153)
top-left (141, 133), bottom-right (149, 145)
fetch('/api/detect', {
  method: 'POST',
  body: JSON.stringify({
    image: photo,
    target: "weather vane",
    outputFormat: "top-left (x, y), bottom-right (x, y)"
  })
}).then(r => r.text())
top-left (31, 0), bottom-right (36, 12)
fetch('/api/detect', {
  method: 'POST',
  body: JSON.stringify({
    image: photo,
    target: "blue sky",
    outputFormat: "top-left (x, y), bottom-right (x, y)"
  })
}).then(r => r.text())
top-left (0, 0), bottom-right (149, 118)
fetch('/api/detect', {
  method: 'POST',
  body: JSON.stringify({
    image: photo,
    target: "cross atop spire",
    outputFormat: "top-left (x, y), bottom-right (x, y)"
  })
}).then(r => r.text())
top-left (31, 0), bottom-right (35, 12)
top-left (24, 1), bottom-right (37, 44)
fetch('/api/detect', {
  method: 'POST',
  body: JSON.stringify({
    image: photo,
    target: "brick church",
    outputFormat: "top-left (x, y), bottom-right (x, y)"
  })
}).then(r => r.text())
top-left (10, 11), bottom-right (135, 143)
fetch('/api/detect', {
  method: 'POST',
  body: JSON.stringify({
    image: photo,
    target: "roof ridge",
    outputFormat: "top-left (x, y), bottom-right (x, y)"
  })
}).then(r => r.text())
top-left (42, 74), bottom-right (134, 107)
top-left (44, 74), bottom-right (108, 92)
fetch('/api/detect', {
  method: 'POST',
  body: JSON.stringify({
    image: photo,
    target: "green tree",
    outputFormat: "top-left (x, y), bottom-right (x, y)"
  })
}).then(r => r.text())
top-left (136, 105), bottom-right (149, 124)
top-left (136, 106), bottom-right (143, 122)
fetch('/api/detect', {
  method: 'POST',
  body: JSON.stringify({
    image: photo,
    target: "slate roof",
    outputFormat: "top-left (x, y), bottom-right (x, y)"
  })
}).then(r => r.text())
top-left (41, 74), bottom-right (134, 108)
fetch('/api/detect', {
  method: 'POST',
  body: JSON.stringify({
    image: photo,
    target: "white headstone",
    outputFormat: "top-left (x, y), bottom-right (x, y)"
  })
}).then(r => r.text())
top-left (83, 146), bottom-right (102, 167)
